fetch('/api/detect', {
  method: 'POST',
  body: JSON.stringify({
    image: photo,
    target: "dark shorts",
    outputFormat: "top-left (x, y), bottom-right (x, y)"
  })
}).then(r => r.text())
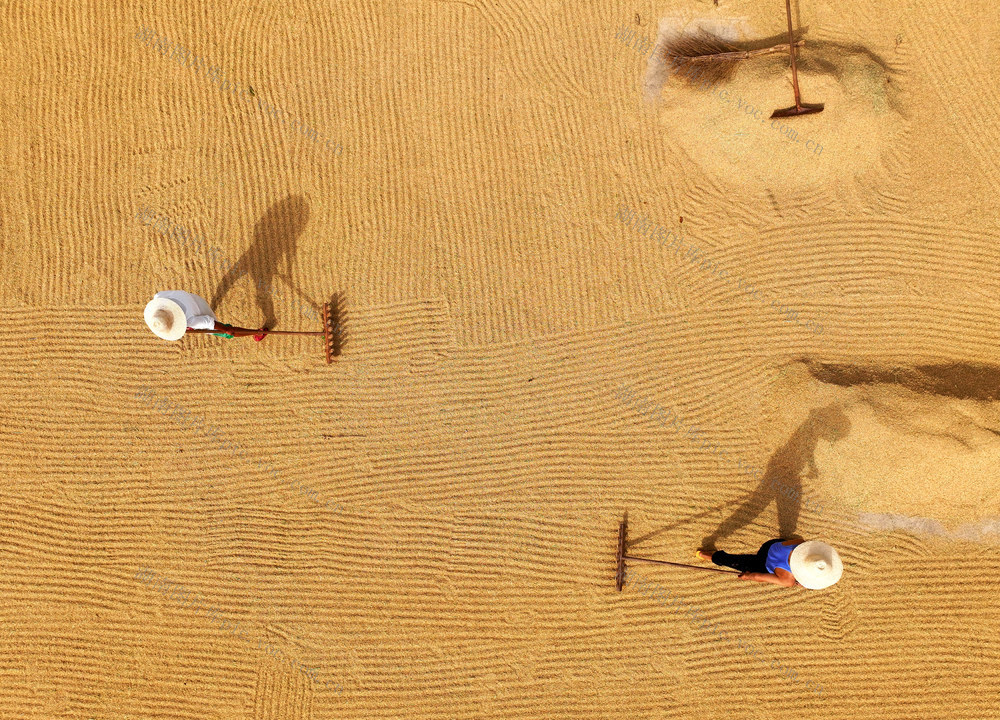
top-left (711, 539), bottom-right (785, 574)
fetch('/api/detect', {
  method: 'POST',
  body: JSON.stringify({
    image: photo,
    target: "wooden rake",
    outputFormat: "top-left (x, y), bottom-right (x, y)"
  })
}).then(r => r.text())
top-left (615, 512), bottom-right (737, 591)
top-left (770, 0), bottom-right (823, 117)
top-left (187, 300), bottom-right (339, 364)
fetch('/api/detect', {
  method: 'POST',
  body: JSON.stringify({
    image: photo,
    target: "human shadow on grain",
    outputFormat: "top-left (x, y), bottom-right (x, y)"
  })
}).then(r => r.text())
top-left (699, 404), bottom-right (851, 551)
top-left (626, 496), bottom-right (751, 549)
top-left (803, 360), bottom-right (1000, 401)
top-left (210, 195), bottom-right (310, 329)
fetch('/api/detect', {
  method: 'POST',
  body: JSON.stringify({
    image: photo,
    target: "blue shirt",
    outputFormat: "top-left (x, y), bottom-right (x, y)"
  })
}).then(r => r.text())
top-left (765, 542), bottom-right (795, 574)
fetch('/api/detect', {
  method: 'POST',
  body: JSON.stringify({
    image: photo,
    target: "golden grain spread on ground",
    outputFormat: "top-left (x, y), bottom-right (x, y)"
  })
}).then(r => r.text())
top-left (2, 0), bottom-right (1000, 717)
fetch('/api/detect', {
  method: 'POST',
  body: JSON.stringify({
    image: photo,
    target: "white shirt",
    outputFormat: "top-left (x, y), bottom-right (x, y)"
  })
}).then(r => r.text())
top-left (154, 290), bottom-right (217, 330)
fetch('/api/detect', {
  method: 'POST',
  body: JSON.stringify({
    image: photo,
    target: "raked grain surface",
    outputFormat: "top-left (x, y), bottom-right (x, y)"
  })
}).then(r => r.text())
top-left (2, 0), bottom-right (1000, 718)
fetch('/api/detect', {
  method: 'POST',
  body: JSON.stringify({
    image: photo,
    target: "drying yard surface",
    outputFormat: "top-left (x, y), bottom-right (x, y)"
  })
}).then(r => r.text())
top-left (2, 0), bottom-right (1000, 717)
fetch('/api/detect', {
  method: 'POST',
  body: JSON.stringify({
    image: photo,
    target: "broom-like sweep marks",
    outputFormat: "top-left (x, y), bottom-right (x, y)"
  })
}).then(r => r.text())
top-left (662, 30), bottom-right (804, 87)
top-left (663, 32), bottom-right (744, 86)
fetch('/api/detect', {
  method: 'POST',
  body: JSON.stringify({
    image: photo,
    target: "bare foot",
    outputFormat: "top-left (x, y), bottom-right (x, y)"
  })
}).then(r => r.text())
top-left (696, 550), bottom-right (713, 561)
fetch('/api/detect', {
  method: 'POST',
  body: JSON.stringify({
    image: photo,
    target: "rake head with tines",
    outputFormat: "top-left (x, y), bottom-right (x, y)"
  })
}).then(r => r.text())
top-left (616, 512), bottom-right (629, 591)
top-left (615, 512), bottom-right (737, 591)
top-left (322, 302), bottom-right (334, 364)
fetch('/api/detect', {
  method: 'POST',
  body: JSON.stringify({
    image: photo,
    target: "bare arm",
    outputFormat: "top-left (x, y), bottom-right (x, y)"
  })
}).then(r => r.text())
top-left (184, 322), bottom-right (262, 337)
top-left (738, 571), bottom-right (796, 586)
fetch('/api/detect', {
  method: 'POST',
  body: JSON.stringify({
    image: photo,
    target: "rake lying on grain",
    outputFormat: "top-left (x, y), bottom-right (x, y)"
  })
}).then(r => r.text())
top-left (615, 512), bottom-right (737, 591)
top-left (187, 299), bottom-right (340, 364)
top-left (663, 31), bottom-right (805, 88)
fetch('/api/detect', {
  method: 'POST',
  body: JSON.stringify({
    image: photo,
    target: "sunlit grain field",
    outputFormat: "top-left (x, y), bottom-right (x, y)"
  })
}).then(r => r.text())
top-left (2, 0), bottom-right (1000, 717)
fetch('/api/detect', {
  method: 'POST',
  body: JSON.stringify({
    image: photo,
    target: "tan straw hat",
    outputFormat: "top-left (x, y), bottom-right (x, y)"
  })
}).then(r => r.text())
top-left (789, 541), bottom-right (843, 589)
top-left (144, 297), bottom-right (187, 341)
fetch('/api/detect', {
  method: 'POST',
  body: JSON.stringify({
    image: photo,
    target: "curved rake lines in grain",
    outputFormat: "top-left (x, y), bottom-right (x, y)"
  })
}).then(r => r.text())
top-left (426, 328), bottom-right (756, 441)
top-left (865, 170), bottom-right (911, 216)
top-left (142, 25), bottom-right (288, 171)
top-left (133, 172), bottom-right (200, 210)
top-left (252, 665), bottom-right (314, 720)
top-left (3, 506), bottom-right (140, 585)
top-left (326, 298), bottom-right (453, 358)
top-left (662, 249), bottom-right (792, 317)
top-left (622, 557), bottom-right (834, 693)
top-left (132, 204), bottom-right (248, 303)
top-left (121, 398), bottom-right (347, 510)
top-left (198, 506), bottom-right (333, 575)
top-left (445, 512), bottom-right (573, 577)
top-left (610, 391), bottom-right (751, 455)
top-left (755, 218), bottom-right (1000, 298)
top-left (499, 0), bottom-right (591, 99)
top-left (907, 0), bottom-right (1000, 192)
top-left (863, 62), bottom-right (913, 216)
top-left (855, 555), bottom-right (1000, 704)
top-left (617, 355), bottom-right (763, 423)
top-left (694, 219), bottom-right (1000, 311)
top-left (684, 182), bottom-right (792, 233)
top-left (914, 1), bottom-right (1000, 129)
top-left (627, 231), bottom-right (825, 330)
top-left (438, 0), bottom-right (590, 100)
top-left (819, 580), bottom-right (860, 640)
top-left (871, 526), bottom-right (940, 560)
top-left (365, 433), bottom-right (684, 502)
top-left (365, 423), bottom-right (767, 511)
top-left (674, 141), bottom-right (830, 216)
top-left (668, 359), bottom-right (774, 425)
top-left (757, 297), bottom-right (984, 349)
top-left (224, 0), bottom-right (340, 163)
top-left (429, 331), bottom-right (722, 430)
top-left (165, 6), bottom-right (307, 169)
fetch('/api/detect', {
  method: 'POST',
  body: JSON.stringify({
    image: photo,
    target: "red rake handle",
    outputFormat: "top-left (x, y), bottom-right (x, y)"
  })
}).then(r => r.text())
top-left (624, 555), bottom-right (739, 574)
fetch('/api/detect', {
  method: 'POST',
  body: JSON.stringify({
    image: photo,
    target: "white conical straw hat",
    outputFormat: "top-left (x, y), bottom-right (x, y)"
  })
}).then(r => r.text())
top-left (144, 297), bottom-right (187, 341)
top-left (789, 541), bottom-right (843, 589)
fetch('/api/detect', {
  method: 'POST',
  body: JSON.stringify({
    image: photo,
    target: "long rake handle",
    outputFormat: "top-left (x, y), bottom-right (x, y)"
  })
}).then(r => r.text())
top-left (185, 302), bottom-right (336, 364)
top-left (684, 40), bottom-right (804, 62)
top-left (185, 328), bottom-right (325, 336)
top-left (782, 0), bottom-right (804, 108)
top-left (624, 555), bottom-right (739, 574)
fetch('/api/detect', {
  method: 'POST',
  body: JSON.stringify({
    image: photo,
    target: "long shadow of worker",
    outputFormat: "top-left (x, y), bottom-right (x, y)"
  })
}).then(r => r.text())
top-left (700, 404), bottom-right (851, 552)
top-left (210, 195), bottom-right (310, 329)
top-left (626, 496), bottom-right (751, 550)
